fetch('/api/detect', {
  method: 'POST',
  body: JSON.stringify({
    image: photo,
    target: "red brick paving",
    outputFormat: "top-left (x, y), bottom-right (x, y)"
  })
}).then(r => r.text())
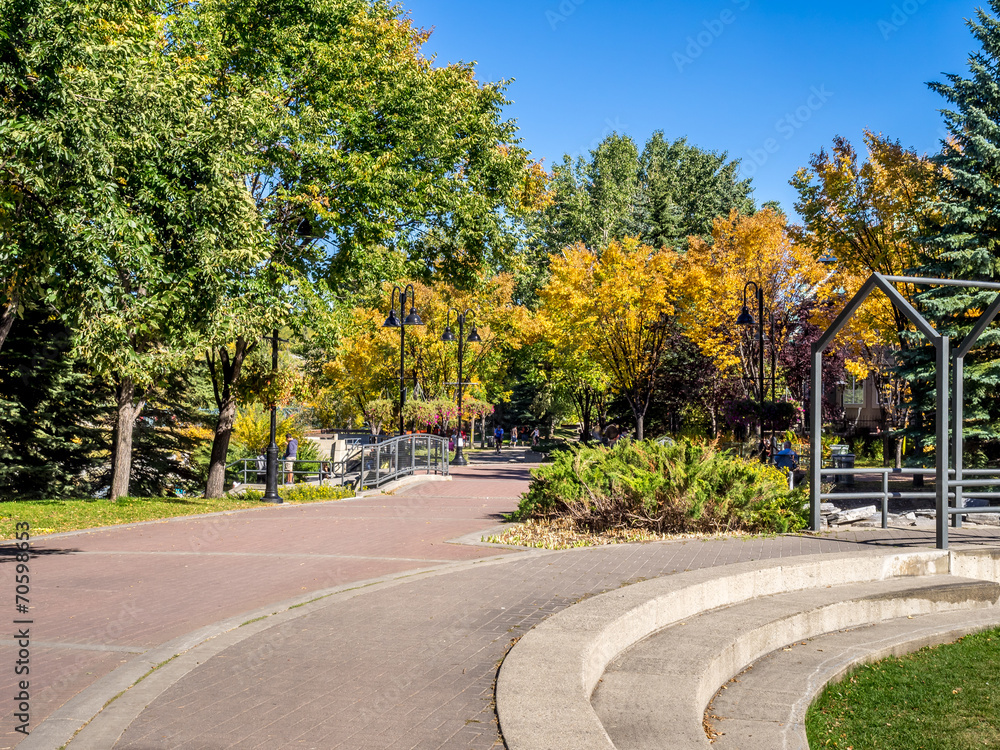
top-left (111, 526), bottom-right (1000, 750)
top-left (4, 460), bottom-right (999, 749)
top-left (0, 464), bottom-right (528, 749)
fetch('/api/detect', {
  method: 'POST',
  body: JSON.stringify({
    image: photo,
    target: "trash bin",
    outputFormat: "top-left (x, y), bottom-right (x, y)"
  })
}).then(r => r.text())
top-left (833, 453), bottom-right (856, 486)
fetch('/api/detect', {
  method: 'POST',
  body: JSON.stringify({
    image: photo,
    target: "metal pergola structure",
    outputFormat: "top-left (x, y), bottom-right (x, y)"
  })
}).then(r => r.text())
top-left (810, 273), bottom-right (1000, 549)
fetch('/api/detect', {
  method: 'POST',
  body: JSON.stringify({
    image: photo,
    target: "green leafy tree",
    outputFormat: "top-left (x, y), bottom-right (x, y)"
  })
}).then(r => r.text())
top-left (522, 132), bottom-right (755, 308)
top-left (0, 0), bottom-right (156, 350)
top-left (67, 7), bottom-right (263, 500)
top-left (588, 133), bottom-right (642, 245)
top-left (181, 0), bottom-right (533, 496)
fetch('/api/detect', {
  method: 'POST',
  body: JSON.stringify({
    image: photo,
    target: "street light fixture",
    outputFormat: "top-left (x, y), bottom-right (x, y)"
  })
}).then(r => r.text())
top-left (442, 308), bottom-right (480, 466)
top-left (736, 282), bottom-right (784, 456)
top-left (383, 284), bottom-right (423, 436)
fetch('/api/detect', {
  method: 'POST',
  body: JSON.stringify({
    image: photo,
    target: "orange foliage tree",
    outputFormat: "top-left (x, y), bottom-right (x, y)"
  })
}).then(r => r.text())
top-left (538, 237), bottom-right (678, 440)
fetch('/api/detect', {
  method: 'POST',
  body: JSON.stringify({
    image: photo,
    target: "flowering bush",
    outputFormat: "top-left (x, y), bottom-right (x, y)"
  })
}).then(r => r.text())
top-left (404, 398), bottom-right (459, 431)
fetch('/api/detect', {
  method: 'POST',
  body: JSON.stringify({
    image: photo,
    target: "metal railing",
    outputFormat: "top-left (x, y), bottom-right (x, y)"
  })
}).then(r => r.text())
top-left (226, 433), bottom-right (450, 492)
top-left (819, 467), bottom-right (1000, 530)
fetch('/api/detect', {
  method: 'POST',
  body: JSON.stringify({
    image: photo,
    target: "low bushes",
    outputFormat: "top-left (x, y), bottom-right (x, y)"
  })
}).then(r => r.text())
top-left (230, 484), bottom-right (353, 503)
top-left (512, 438), bottom-right (807, 535)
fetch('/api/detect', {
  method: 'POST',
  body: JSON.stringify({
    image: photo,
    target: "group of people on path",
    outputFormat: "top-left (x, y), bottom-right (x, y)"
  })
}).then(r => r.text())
top-left (492, 424), bottom-right (541, 453)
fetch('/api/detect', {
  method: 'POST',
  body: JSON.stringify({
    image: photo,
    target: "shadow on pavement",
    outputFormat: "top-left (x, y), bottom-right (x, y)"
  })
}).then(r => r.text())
top-left (0, 545), bottom-right (82, 561)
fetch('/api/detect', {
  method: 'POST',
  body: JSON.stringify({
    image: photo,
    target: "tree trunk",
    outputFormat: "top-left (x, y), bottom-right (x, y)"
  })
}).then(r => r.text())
top-left (574, 384), bottom-right (595, 444)
top-left (636, 413), bottom-right (644, 441)
top-left (205, 340), bottom-right (252, 499)
top-left (205, 396), bottom-right (238, 498)
top-left (0, 291), bottom-right (20, 353)
top-left (109, 377), bottom-right (145, 500)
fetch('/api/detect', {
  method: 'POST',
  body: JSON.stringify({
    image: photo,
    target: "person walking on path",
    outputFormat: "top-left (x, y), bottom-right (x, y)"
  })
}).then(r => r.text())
top-left (511, 426), bottom-right (518, 447)
top-left (494, 425), bottom-right (504, 454)
top-left (532, 426), bottom-right (540, 447)
top-left (283, 434), bottom-right (298, 484)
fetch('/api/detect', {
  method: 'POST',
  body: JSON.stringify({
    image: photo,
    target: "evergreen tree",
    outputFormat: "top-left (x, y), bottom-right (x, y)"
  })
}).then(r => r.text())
top-left (638, 132), bottom-right (755, 251)
top-left (900, 2), bottom-right (1000, 453)
top-left (0, 307), bottom-right (102, 498)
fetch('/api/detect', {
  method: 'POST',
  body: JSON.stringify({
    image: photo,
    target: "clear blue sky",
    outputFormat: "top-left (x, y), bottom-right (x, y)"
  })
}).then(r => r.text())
top-left (404, 0), bottom-right (978, 217)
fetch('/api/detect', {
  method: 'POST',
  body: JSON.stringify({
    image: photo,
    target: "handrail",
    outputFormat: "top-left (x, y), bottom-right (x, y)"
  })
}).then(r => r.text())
top-left (819, 466), bottom-right (1000, 529)
top-left (225, 433), bottom-right (450, 491)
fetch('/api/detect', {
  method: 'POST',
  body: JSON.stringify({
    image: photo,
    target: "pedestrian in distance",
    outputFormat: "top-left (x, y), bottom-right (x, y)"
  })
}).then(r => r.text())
top-left (532, 426), bottom-right (540, 447)
top-left (494, 425), bottom-right (504, 454)
top-left (283, 434), bottom-right (298, 484)
top-left (511, 426), bottom-right (518, 447)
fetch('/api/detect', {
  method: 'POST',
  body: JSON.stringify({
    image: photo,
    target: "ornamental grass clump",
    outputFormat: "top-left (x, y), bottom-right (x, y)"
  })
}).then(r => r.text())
top-left (513, 438), bottom-right (806, 535)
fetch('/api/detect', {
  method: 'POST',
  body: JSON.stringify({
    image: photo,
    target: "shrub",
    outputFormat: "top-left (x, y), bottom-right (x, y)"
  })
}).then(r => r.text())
top-left (231, 484), bottom-right (353, 503)
top-left (513, 438), bottom-right (806, 535)
top-left (532, 438), bottom-right (571, 455)
top-left (292, 439), bottom-right (321, 479)
top-left (232, 404), bottom-right (304, 454)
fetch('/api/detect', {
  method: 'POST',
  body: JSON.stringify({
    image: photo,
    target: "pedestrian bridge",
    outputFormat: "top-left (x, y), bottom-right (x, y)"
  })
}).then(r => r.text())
top-left (228, 433), bottom-right (450, 492)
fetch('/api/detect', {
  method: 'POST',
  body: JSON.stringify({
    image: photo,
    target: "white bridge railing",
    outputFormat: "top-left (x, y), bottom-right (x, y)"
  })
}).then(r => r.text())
top-left (228, 433), bottom-right (450, 491)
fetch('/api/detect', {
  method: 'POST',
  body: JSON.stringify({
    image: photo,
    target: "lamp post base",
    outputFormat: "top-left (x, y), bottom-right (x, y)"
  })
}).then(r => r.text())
top-left (261, 442), bottom-right (283, 504)
top-left (453, 444), bottom-right (468, 466)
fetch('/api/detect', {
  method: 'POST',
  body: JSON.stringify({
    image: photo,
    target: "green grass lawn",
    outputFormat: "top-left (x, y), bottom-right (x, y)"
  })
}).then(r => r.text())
top-left (806, 627), bottom-right (1000, 749)
top-left (0, 485), bottom-right (353, 540)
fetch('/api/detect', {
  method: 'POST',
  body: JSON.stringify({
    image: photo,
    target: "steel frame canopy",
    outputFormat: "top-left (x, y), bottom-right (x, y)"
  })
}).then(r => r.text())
top-left (809, 273), bottom-right (1000, 549)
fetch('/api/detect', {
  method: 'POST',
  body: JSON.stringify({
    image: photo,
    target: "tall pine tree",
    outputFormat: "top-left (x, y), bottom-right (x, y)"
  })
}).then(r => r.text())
top-left (0, 307), bottom-right (102, 498)
top-left (901, 1), bottom-right (1000, 455)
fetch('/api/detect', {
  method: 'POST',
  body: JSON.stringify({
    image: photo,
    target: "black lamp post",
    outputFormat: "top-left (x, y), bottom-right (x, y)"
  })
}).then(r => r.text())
top-left (383, 284), bottom-right (423, 436)
top-left (442, 308), bottom-right (481, 466)
top-left (737, 282), bottom-right (766, 442)
top-left (261, 328), bottom-right (283, 504)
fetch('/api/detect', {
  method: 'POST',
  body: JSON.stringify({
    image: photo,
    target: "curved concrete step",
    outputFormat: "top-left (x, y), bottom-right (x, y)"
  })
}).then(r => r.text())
top-left (496, 548), bottom-right (1000, 750)
top-left (708, 606), bottom-right (1000, 750)
top-left (590, 574), bottom-right (1000, 749)
top-left (496, 548), bottom-right (959, 750)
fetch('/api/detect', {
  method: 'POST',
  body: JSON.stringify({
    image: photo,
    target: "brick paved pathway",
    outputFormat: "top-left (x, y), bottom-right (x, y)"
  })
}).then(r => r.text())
top-left (0, 464), bottom-right (528, 749)
top-left (4, 461), bottom-right (1000, 749)
top-left (108, 526), bottom-right (1000, 750)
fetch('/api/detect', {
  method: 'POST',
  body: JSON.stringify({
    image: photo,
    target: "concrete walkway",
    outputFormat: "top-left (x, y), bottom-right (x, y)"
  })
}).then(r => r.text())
top-left (4, 459), bottom-right (1000, 749)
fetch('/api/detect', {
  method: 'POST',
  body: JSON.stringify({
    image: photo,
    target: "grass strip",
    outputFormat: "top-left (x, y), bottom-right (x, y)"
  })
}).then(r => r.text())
top-left (806, 627), bottom-right (1000, 749)
top-left (0, 486), bottom-right (353, 540)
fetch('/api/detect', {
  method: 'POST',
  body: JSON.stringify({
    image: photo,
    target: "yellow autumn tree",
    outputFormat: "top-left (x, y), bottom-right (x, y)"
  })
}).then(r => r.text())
top-left (539, 237), bottom-right (678, 440)
top-left (677, 208), bottom-right (832, 400)
top-left (791, 129), bottom-right (945, 337)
